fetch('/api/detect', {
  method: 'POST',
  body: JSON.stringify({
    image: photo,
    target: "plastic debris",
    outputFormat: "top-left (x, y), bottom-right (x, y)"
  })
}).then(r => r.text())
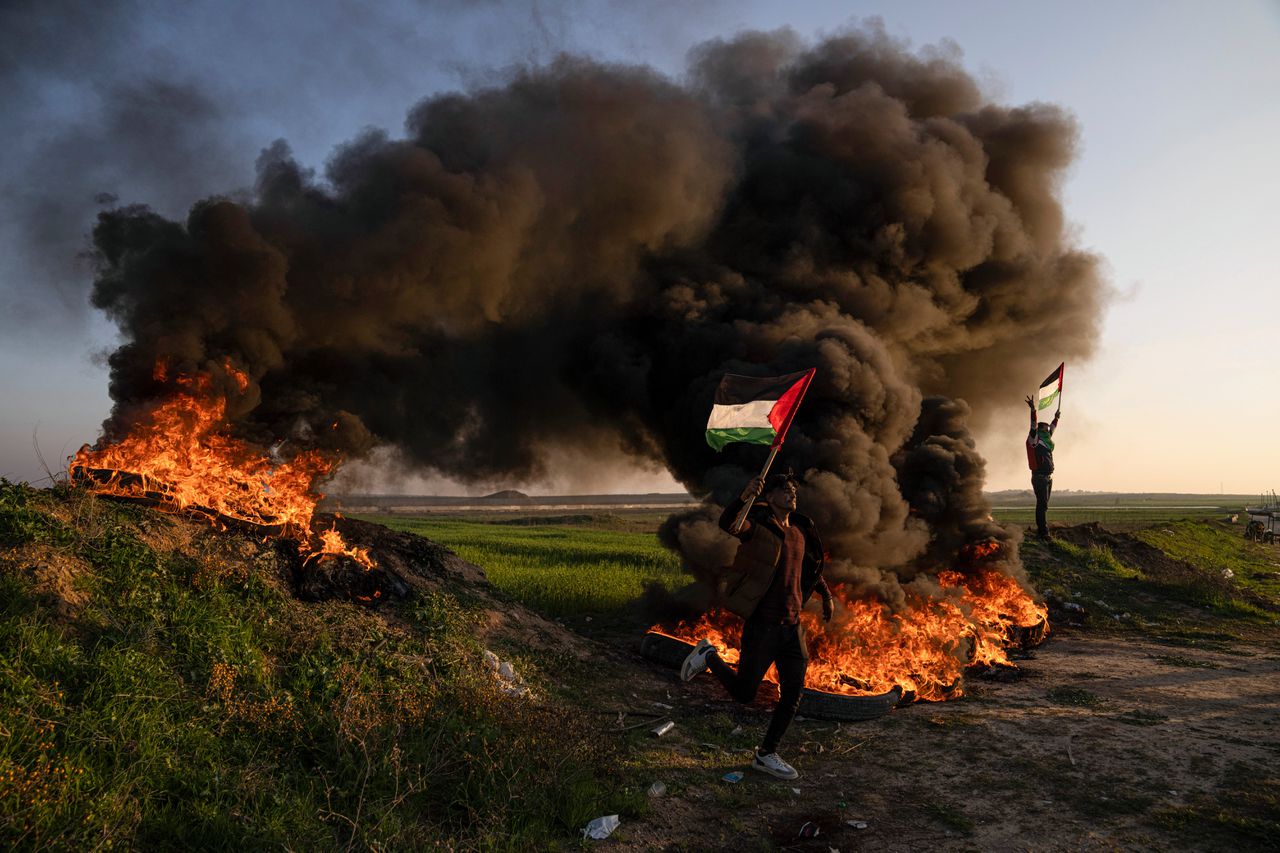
top-left (647, 781), bottom-right (667, 798)
top-left (730, 726), bottom-right (743, 736)
top-left (1222, 568), bottom-right (1235, 579)
top-left (791, 787), bottom-right (801, 795)
top-left (722, 771), bottom-right (744, 783)
top-left (652, 701), bottom-right (674, 709)
top-left (799, 821), bottom-right (820, 838)
top-left (582, 814), bottom-right (620, 840)
top-left (484, 650), bottom-right (528, 698)
top-left (651, 721), bottom-right (675, 737)
top-left (846, 819), bottom-right (868, 830)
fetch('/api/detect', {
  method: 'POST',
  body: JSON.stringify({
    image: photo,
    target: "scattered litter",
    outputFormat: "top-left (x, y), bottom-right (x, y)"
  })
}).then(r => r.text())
top-left (790, 786), bottom-right (801, 795)
top-left (722, 771), bottom-right (744, 783)
top-left (845, 820), bottom-right (868, 830)
top-left (730, 726), bottom-right (743, 736)
top-left (652, 701), bottom-right (673, 709)
top-left (585, 616), bottom-right (593, 622)
top-left (651, 721), bottom-right (675, 738)
top-left (647, 781), bottom-right (667, 798)
top-left (582, 814), bottom-right (620, 840)
top-left (1168, 790), bottom-right (1178, 796)
top-left (1222, 568), bottom-right (1235, 579)
top-left (798, 821), bottom-right (820, 838)
top-left (484, 650), bottom-right (528, 698)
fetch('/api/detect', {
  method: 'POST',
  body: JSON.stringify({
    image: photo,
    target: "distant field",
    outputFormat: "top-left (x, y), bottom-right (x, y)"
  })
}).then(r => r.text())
top-left (991, 505), bottom-right (1238, 526)
top-left (365, 516), bottom-right (684, 616)
top-left (366, 498), bottom-right (1265, 615)
top-left (988, 491), bottom-right (1255, 526)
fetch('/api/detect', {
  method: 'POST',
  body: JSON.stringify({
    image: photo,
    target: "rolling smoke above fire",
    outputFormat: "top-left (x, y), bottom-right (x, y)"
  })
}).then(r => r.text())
top-left (86, 25), bottom-right (1105, 604)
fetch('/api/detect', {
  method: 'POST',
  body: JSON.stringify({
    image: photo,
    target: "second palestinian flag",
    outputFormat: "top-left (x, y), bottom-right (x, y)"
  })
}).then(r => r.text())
top-left (1038, 362), bottom-right (1065, 413)
top-left (706, 368), bottom-right (816, 452)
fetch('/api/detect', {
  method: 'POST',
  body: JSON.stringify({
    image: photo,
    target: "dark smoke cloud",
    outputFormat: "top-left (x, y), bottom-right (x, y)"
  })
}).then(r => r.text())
top-left (3, 0), bottom-right (706, 344)
top-left (86, 23), bottom-right (1107, 599)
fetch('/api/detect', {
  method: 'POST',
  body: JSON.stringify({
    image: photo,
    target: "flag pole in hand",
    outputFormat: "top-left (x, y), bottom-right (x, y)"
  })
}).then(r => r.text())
top-left (730, 446), bottom-right (779, 534)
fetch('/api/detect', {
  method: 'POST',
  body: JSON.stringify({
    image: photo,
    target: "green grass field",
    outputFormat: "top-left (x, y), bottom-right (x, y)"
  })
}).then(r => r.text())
top-left (993, 506), bottom-right (1233, 526)
top-left (366, 515), bottom-right (685, 617)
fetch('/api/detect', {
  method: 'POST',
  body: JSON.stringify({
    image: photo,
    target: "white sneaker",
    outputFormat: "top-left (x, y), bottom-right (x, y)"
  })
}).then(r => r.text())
top-left (752, 750), bottom-right (799, 780)
top-left (680, 639), bottom-right (715, 682)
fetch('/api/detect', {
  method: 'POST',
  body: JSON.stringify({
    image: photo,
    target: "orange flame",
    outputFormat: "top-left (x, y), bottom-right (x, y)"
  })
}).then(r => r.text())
top-left (653, 567), bottom-right (1046, 702)
top-left (306, 523), bottom-right (376, 570)
top-left (69, 360), bottom-right (374, 569)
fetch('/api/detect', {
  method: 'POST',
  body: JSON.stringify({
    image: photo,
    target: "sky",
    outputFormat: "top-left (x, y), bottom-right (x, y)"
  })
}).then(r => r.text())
top-left (1, 0), bottom-right (1277, 495)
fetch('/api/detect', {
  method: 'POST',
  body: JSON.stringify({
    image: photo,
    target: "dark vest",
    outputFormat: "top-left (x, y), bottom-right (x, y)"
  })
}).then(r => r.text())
top-left (720, 502), bottom-right (825, 619)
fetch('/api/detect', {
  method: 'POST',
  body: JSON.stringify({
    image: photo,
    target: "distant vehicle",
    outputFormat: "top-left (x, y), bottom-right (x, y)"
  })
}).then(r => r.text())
top-left (1244, 491), bottom-right (1280, 544)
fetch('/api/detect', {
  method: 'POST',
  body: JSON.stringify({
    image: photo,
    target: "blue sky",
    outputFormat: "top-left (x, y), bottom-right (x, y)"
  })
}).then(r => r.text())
top-left (1, 0), bottom-right (1277, 493)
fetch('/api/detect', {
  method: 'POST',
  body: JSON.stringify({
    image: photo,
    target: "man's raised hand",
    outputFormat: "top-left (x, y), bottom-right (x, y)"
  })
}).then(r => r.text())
top-left (740, 475), bottom-right (765, 502)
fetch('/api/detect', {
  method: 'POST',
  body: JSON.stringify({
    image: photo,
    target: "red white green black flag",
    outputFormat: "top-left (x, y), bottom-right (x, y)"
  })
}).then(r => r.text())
top-left (1038, 362), bottom-right (1065, 414)
top-left (705, 368), bottom-right (816, 452)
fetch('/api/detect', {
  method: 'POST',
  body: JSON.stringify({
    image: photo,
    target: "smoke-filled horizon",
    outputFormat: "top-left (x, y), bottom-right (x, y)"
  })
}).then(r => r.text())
top-left (87, 24), bottom-right (1107, 598)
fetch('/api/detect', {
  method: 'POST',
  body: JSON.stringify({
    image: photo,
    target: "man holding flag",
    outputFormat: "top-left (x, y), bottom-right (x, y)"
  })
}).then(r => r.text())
top-left (1026, 362), bottom-right (1064, 540)
top-left (680, 368), bottom-right (832, 781)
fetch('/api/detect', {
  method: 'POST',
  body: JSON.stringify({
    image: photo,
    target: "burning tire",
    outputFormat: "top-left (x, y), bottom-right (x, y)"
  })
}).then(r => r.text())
top-left (639, 630), bottom-right (699, 669)
top-left (1009, 616), bottom-right (1049, 650)
top-left (797, 685), bottom-right (903, 722)
top-left (640, 631), bottom-right (901, 722)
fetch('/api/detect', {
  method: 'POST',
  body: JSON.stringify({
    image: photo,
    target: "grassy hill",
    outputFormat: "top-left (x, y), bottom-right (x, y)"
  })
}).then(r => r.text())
top-left (0, 481), bottom-right (636, 850)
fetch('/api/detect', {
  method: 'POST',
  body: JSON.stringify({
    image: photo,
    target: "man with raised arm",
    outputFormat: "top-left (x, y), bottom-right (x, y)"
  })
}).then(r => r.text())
top-left (1025, 395), bottom-right (1061, 540)
top-left (679, 471), bottom-right (833, 781)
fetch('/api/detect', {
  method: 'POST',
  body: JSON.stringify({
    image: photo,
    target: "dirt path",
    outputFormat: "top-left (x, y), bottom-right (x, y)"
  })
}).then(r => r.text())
top-left (600, 628), bottom-right (1280, 851)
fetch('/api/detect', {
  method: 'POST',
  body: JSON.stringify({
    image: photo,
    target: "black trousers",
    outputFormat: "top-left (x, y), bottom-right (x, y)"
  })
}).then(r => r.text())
top-left (1032, 473), bottom-right (1053, 537)
top-left (707, 618), bottom-right (808, 755)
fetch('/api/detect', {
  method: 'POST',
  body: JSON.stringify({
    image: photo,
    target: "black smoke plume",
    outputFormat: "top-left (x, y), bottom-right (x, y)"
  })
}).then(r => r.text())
top-left (87, 24), bottom-right (1107, 602)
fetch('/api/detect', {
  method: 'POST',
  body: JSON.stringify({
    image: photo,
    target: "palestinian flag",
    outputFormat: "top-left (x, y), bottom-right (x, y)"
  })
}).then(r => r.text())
top-left (1037, 362), bottom-right (1065, 413)
top-left (705, 368), bottom-right (816, 452)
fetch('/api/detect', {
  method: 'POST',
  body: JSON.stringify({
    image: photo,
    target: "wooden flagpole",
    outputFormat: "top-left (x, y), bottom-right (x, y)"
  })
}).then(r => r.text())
top-left (729, 445), bottom-right (779, 535)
